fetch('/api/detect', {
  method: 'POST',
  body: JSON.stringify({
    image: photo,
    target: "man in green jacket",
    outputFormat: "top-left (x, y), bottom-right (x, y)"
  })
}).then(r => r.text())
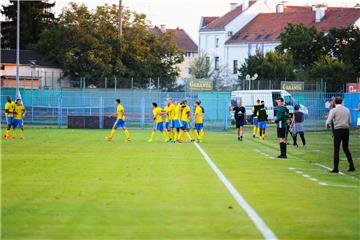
top-left (275, 97), bottom-right (288, 159)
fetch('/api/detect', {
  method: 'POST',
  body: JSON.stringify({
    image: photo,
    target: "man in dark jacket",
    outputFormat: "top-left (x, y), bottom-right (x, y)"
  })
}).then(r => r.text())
top-left (275, 97), bottom-right (288, 159)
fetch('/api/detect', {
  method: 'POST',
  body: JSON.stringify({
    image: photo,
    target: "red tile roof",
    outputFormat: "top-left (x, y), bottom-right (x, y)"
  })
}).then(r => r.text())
top-left (201, 16), bottom-right (219, 28)
top-left (200, 1), bottom-right (256, 31)
top-left (151, 27), bottom-right (198, 53)
top-left (226, 6), bottom-right (360, 44)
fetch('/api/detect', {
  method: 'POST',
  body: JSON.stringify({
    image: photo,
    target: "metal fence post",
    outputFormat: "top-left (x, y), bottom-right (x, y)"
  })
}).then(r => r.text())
top-left (223, 99), bottom-right (228, 131)
top-left (140, 96), bottom-right (145, 129)
top-left (57, 94), bottom-right (63, 128)
top-left (99, 96), bottom-right (104, 129)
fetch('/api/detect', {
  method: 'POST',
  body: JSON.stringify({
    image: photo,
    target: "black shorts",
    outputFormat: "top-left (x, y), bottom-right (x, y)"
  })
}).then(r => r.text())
top-left (236, 119), bottom-right (245, 128)
top-left (277, 128), bottom-right (286, 138)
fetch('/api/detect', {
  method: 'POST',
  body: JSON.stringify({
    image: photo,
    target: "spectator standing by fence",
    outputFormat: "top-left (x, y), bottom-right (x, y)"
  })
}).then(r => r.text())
top-left (325, 97), bottom-right (355, 173)
top-left (292, 105), bottom-right (306, 147)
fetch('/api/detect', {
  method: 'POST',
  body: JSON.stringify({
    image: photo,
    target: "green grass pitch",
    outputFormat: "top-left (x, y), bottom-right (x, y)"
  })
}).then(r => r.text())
top-left (2, 127), bottom-right (359, 239)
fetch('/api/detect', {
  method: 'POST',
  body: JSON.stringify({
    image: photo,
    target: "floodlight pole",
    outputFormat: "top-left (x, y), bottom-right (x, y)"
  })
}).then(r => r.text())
top-left (119, 0), bottom-right (123, 37)
top-left (16, 0), bottom-right (20, 98)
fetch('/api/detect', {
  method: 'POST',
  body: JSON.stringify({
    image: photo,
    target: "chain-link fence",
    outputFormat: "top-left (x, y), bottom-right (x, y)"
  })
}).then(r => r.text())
top-left (1, 88), bottom-right (359, 131)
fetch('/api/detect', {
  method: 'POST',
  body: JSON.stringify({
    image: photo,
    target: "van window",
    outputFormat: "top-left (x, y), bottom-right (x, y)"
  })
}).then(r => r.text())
top-left (284, 96), bottom-right (293, 106)
top-left (272, 92), bottom-right (281, 107)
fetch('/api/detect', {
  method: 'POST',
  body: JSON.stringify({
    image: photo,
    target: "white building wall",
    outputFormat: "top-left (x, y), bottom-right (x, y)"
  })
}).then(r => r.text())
top-left (226, 42), bottom-right (280, 77)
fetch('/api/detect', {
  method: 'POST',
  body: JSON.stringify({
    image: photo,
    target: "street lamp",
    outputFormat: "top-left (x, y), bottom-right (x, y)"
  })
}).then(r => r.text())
top-left (246, 73), bottom-right (258, 90)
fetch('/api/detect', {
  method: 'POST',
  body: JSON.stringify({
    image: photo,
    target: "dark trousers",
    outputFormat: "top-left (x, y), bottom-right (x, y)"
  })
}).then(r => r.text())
top-left (333, 128), bottom-right (354, 170)
top-left (293, 132), bottom-right (306, 146)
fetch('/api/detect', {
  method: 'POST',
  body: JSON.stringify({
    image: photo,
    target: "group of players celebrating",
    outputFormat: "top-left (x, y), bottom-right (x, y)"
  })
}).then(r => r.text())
top-left (105, 97), bottom-right (205, 143)
top-left (3, 96), bottom-right (26, 140)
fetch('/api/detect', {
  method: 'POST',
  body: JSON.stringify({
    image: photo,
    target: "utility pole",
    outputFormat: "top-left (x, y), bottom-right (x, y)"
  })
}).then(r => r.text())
top-left (16, 0), bottom-right (20, 98)
top-left (119, 0), bottom-right (123, 37)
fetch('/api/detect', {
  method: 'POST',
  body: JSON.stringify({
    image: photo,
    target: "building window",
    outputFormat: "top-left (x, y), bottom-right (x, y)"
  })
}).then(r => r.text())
top-left (233, 60), bottom-right (238, 74)
top-left (215, 57), bottom-right (219, 70)
top-left (215, 37), bottom-right (219, 48)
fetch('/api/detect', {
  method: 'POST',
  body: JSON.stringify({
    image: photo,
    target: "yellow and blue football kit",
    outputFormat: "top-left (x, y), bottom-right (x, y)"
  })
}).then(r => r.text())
top-left (148, 106), bottom-right (168, 142)
top-left (5, 101), bottom-right (15, 126)
top-left (107, 104), bottom-right (131, 141)
top-left (194, 105), bottom-right (205, 142)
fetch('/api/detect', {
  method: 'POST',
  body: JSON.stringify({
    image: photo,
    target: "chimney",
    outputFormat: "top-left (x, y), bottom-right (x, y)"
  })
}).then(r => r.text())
top-left (160, 24), bottom-right (166, 33)
top-left (312, 4), bottom-right (327, 23)
top-left (276, 3), bottom-right (285, 13)
top-left (243, 0), bottom-right (249, 10)
top-left (230, 2), bottom-right (237, 11)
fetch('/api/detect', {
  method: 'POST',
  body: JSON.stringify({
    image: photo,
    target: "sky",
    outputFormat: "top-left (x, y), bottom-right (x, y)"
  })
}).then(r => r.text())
top-left (2, 0), bottom-right (360, 43)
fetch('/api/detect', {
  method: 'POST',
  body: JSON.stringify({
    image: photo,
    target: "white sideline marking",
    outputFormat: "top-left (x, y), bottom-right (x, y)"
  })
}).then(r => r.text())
top-left (193, 142), bottom-right (277, 240)
top-left (315, 163), bottom-right (345, 175)
top-left (289, 167), bottom-right (357, 188)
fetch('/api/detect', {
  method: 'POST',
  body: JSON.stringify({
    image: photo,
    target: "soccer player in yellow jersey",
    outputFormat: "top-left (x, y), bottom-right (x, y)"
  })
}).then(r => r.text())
top-left (173, 101), bottom-right (182, 142)
top-left (148, 102), bottom-right (169, 142)
top-left (194, 100), bottom-right (205, 143)
top-left (164, 97), bottom-right (176, 142)
top-left (252, 99), bottom-right (261, 138)
top-left (106, 99), bottom-right (131, 141)
top-left (13, 99), bottom-right (27, 139)
top-left (178, 100), bottom-right (195, 142)
top-left (3, 96), bottom-right (16, 139)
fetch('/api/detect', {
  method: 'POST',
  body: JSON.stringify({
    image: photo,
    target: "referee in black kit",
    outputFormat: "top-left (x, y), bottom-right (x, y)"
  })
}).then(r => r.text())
top-left (325, 96), bottom-right (355, 173)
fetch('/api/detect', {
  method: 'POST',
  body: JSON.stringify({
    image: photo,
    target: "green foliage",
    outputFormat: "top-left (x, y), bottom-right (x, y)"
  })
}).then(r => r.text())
top-left (310, 55), bottom-right (355, 91)
top-left (36, 3), bottom-right (183, 88)
top-left (190, 52), bottom-right (211, 79)
top-left (1, 0), bottom-right (56, 49)
top-left (276, 23), bottom-right (327, 68)
top-left (239, 51), bottom-right (295, 82)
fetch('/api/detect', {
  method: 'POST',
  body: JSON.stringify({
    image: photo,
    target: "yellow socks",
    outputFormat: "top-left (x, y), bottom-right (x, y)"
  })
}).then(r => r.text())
top-left (162, 131), bottom-right (168, 140)
top-left (110, 129), bottom-right (116, 138)
top-left (124, 129), bottom-right (131, 140)
top-left (20, 129), bottom-right (24, 138)
top-left (12, 129), bottom-right (16, 138)
top-left (174, 131), bottom-right (178, 141)
top-left (188, 131), bottom-right (195, 141)
top-left (5, 129), bottom-right (10, 137)
top-left (179, 131), bottom-right (184, 141)
top-left (150, 131), bottom-right (156, 140)
top-left (199, 130), bottom-right (204, 139)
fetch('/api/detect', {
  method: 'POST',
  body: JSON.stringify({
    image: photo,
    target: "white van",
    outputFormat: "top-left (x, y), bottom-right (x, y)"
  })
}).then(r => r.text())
top-left (230, 90), bottom-right (308, 120)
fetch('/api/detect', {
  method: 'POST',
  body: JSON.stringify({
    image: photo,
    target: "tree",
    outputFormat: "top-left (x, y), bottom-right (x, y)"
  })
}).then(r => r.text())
top-left (310, 55), bottom-right (355, 91)
top-left (189, 52), bottom-right (211, 79)
top-left (239, 51), bottom-right (295, 84)
top-left (326, 25), bottom-right (360, 74)
top-left (1, 0), bottom-right (55, 49)
top-left (36, 3), bottom-right (183, 88)
top-left (276, 23), bottom-right (327, 68)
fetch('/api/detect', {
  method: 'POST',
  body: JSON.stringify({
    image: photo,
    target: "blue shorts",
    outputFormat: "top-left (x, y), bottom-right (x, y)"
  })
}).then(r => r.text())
top-left (165, 121), bottom-right (173, 130)
top-left (258, 121), bottom-right (266, 129)
top-left (114, 119), bottom-right (126, 129)
top-left (13, 119), bottom-right (24, 127)
top-left (156, 122), bottom-right (164, 131)
top-left (195, 123), bottom-right (203, 131)
top-left (253, 118), bottom-right (258, 125)
top-left (173, 119), bottom-right (182, 129)
top-left (181, 121), bottom-right (188, 129)
top-left (6, 116), bottom-right (14, 126)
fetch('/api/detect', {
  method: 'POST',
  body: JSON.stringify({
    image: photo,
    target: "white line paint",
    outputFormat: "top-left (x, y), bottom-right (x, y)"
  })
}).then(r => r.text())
top-left (289, 167), bottom-right (357, 188)
top-left (315, 163), bottom-right (345, 175)
top-left (193, 142), bottom-right (277, 240)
